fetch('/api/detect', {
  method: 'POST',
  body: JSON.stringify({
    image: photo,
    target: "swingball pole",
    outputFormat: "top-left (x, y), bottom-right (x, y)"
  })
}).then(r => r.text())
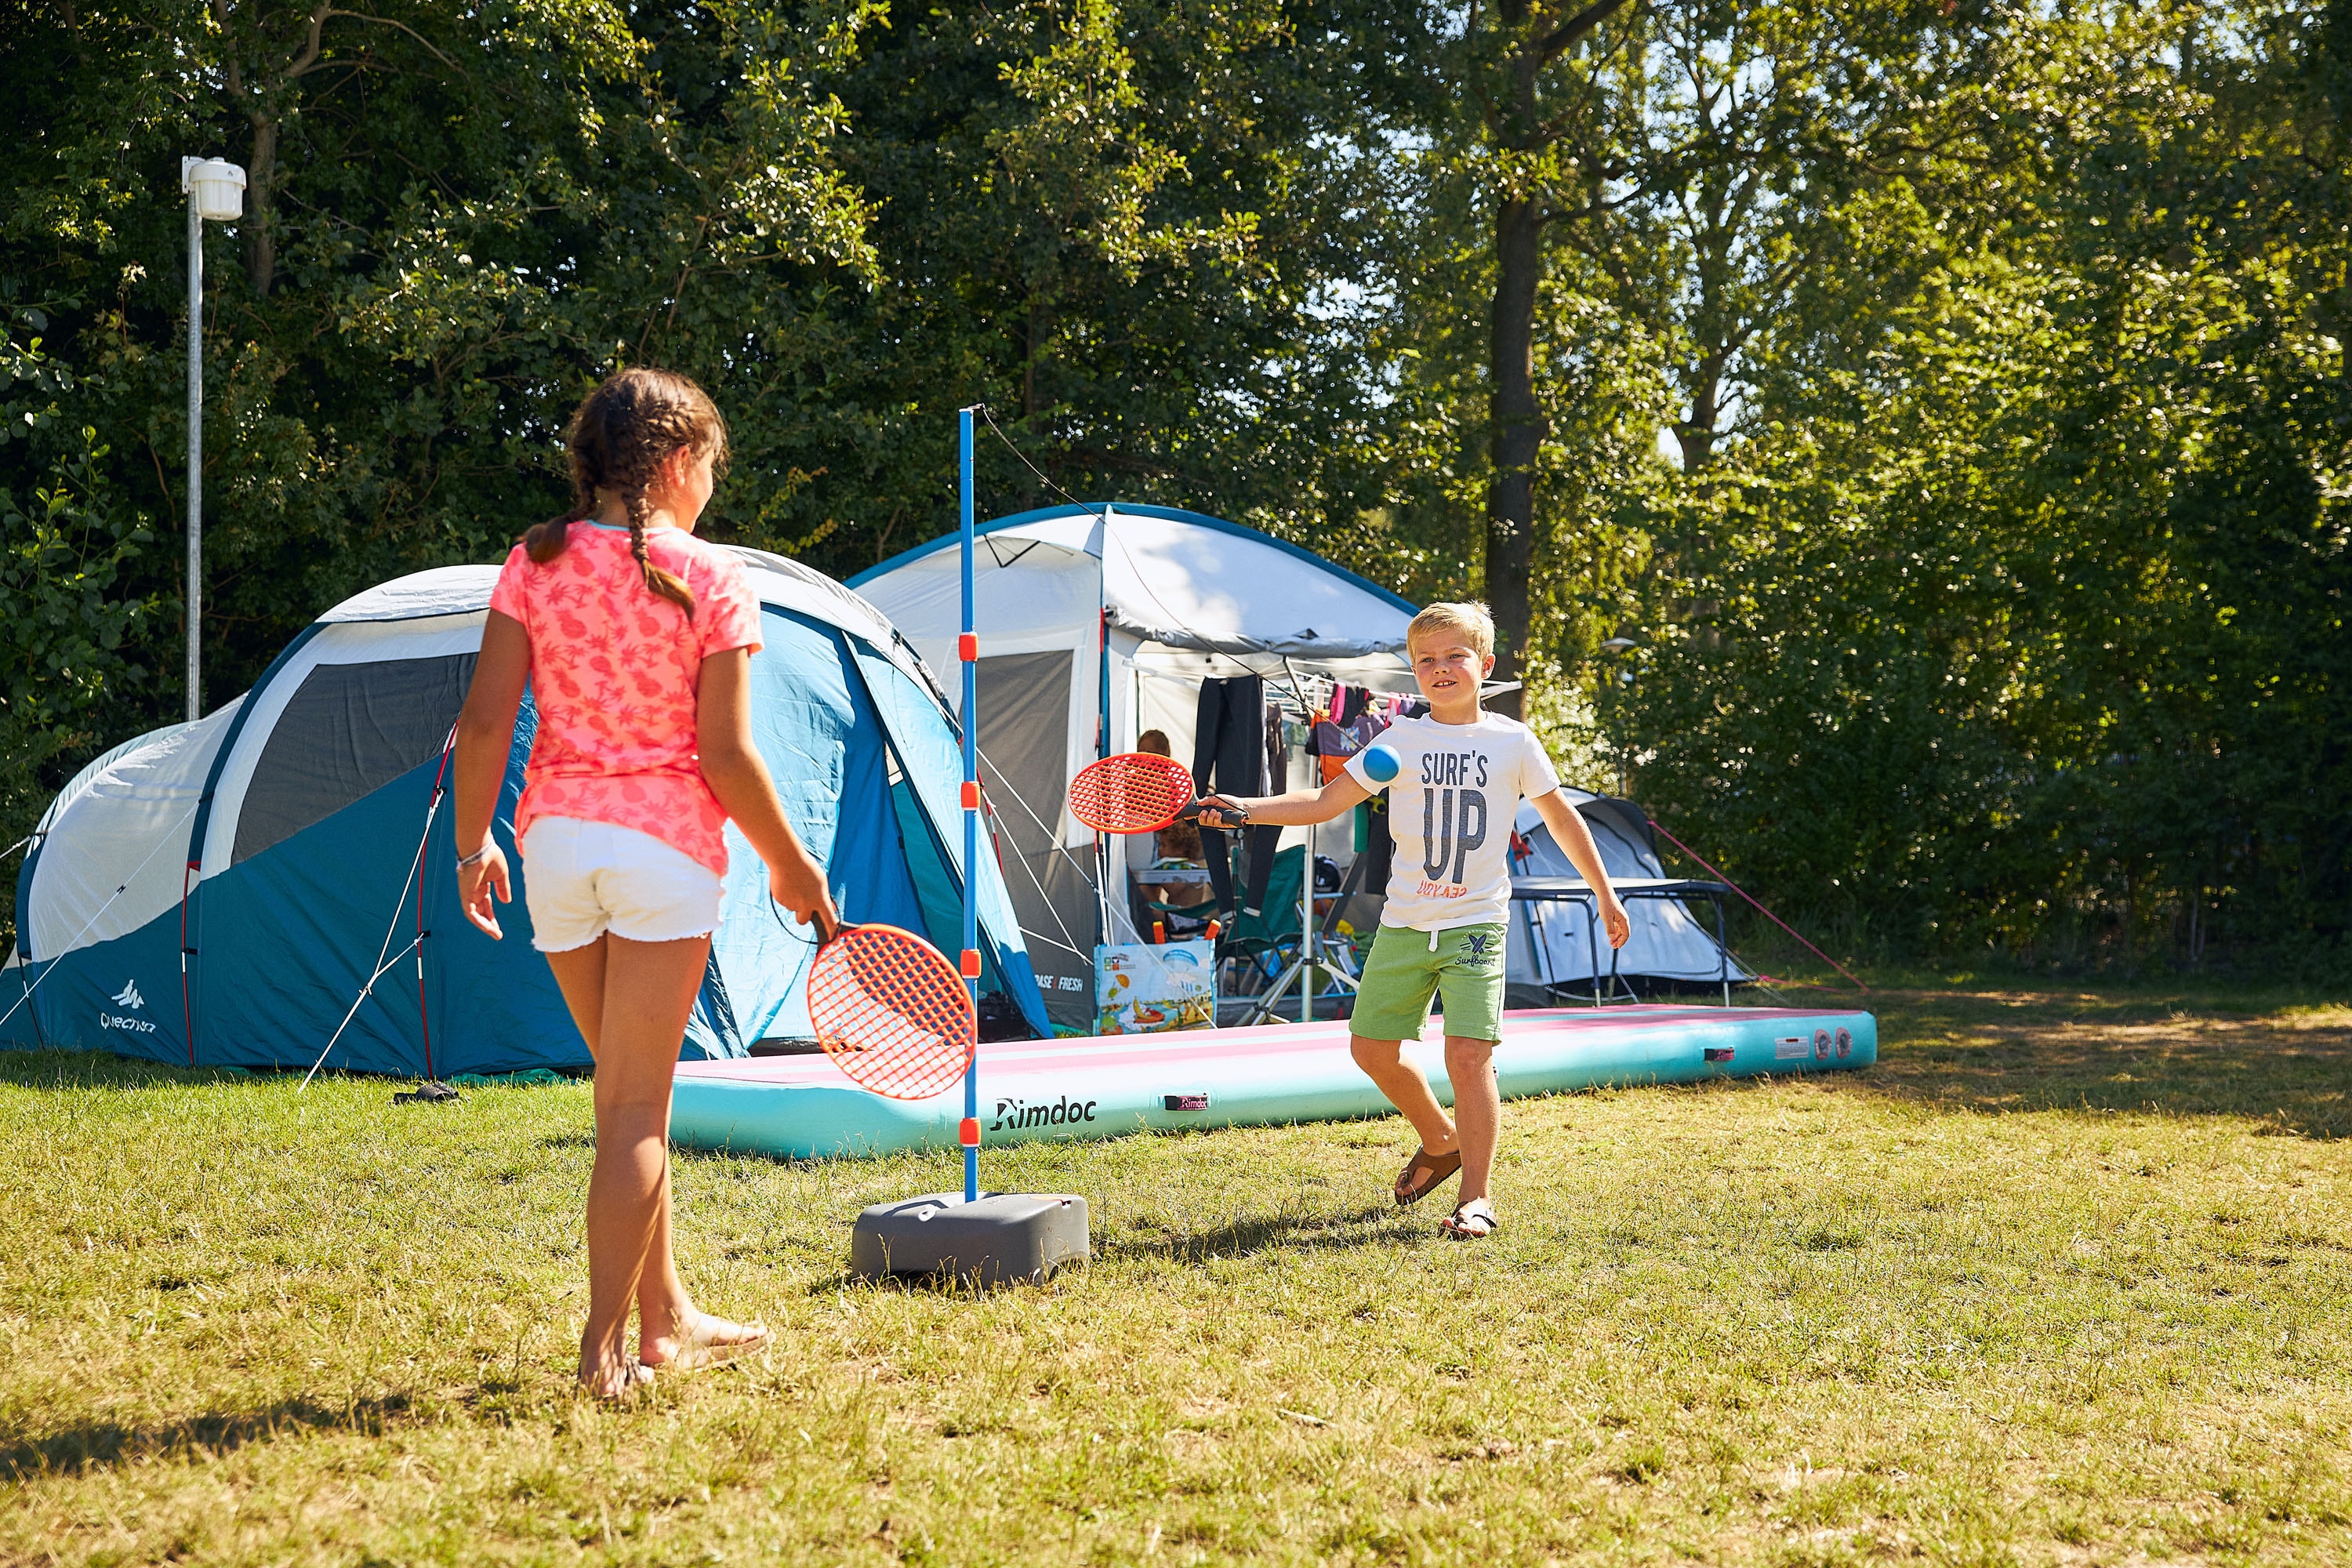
top-left (959, 406), bottom-right (982, 1205)
top-left (841, 408), bottom-right (1089, 1283)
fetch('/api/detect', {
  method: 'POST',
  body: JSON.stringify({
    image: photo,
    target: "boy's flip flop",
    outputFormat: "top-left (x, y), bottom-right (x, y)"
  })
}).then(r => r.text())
top-left (1440, 1198), bottom-right (1497, 1240)
top-left (1394, 1145), bottom-right (1462, 1207)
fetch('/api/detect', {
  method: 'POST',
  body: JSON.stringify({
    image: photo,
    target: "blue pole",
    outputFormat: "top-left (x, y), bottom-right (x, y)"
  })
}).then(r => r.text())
top-left (959, 408), bottom-right (981, 1205)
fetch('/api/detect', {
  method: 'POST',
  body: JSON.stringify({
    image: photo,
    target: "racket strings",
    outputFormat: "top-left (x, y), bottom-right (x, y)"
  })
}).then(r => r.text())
top-left (1068, 753), bottom-right (1196, 834)
top-left (808, 927), bottom-right (975, 1101)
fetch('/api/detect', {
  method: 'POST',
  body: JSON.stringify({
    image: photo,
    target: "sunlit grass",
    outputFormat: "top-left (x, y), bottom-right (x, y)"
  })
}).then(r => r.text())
top-left (3, 978), bottom-right (2349, 1564)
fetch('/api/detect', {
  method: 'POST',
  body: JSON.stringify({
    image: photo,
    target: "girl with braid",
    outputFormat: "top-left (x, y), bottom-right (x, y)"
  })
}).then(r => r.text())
top-left (452, 368), bottom-right (837, 1399)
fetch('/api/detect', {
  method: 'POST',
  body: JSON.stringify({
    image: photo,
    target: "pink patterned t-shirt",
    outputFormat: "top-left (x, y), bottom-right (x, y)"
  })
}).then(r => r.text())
top-left (488, 523), bottom-right (764, 874)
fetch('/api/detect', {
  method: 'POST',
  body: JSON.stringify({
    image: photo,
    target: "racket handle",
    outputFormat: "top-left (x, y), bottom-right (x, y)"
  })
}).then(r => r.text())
top-left (1152, 919), bottom-right (1165, 945)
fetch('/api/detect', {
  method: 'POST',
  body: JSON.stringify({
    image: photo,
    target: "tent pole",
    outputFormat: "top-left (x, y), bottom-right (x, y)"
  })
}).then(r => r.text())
top-left (1715, 891), bottom-right (1730, 1007)
top-left (1095, 601), bottom-right (1112, 967)
top-left (958, 408), bottom-right (982, 1207)
top-left (416, 735), bottom-right (454, 1080)
top-left (1300, 822), bottom-right (1312, 1024)
top-left (180, 865), bottom-right (196, 1065)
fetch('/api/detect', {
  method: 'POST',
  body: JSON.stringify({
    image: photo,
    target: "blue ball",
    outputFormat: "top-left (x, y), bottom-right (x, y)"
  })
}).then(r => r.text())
top-left (1360, 742), bottom-right (1401, 783)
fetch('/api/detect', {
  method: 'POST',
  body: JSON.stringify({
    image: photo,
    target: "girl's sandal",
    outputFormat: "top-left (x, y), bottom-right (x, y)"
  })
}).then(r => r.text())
top-left (1394, 1145), bottom-right (1463, 1207)
top-left (641, 1314), bottom-right (771, 1374)
top-left (1439, 1198), bottom-right (1497, 1240)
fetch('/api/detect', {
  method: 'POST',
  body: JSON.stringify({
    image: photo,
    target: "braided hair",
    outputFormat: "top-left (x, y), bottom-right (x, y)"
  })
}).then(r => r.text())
top-left (523, 368), bottom-right (730, 620)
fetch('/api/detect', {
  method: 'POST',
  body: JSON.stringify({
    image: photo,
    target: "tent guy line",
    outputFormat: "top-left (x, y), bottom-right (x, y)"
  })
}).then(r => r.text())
top-left (300, 728), bottom-right (455, 1090)
top-left (1647, 818), bottom-right (1867, 993)
top-left (973, 740), bottom-right (1116, 960)
top-left (975, 405), bottom-right (1108, 528)
top-left (0, 800), bottom-right (200, 1039)
top-left (301, 933), bottom-right (421, 1089)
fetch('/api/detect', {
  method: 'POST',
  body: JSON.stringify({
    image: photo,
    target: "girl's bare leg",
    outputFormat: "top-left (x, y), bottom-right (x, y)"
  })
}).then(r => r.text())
top-left (543, 932), bottom-right (727, 1396)
top-left (1349, 1035), bottom-right (1457, 1155)
top-left (1443, 1036), bottom-right (1501, 1204)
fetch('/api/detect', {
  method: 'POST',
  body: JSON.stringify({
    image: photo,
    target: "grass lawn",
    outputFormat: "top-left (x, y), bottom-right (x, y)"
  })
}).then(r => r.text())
top-left (3, 978), bottom-right (2350, 1566)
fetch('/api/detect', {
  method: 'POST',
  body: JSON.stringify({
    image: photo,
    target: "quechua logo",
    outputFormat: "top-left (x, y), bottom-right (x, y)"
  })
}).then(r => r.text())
top-left (100, 978), bottom-right (157, 1035)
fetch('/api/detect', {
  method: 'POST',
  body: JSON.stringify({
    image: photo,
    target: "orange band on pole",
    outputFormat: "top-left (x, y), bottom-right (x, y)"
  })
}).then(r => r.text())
top-left (960, 949), bottom-right (982, 978)
top-left (958, 1116), bottom-right (981, 1146)
top-left (957, 632), bottom-right (978, 662)
top-left (960, 780), bottom-right (980, 809)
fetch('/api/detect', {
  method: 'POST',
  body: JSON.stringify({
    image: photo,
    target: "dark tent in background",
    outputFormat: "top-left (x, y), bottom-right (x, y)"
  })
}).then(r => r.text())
top-left (1505, 790), bottom-right (1751, 1002)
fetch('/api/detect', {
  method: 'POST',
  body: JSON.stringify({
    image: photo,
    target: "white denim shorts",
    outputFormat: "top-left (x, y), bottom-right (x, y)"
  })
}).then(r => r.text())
top-left (521, 816), bottom-right (724, 953)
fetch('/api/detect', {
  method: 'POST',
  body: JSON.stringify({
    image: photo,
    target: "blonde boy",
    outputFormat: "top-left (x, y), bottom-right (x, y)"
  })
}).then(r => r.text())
top-left (1199, 603), bottom-right (1629, 1236)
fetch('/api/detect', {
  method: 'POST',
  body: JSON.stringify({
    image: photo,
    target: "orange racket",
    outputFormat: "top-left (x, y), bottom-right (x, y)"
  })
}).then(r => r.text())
top-left (806, 924), bottom-right (975, 1101)
top-left (1067, 752), bottom-right (1249, 833)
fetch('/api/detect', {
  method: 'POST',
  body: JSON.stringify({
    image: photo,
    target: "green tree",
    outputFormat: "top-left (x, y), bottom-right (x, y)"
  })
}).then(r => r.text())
top-left (1615, 2), bottom-right (2352, 966)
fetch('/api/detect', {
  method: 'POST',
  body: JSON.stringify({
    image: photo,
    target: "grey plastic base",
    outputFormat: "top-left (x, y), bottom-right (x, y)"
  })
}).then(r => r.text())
top-left (849, 1192), bottom-right (1091, 1287)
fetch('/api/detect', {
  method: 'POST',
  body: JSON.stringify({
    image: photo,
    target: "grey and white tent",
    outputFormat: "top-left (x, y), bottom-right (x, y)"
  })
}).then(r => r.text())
top-left (851, 503), bottom-right (1419, 1027)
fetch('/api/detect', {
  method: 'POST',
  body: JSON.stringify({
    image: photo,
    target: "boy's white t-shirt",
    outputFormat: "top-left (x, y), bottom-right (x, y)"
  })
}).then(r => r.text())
top-left (1342, 711), bottom-right (1561, 931)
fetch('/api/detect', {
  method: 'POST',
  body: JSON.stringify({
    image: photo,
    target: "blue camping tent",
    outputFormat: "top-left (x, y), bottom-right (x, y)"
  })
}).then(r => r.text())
top-left (0, 550), bottom-right (1048, 1074)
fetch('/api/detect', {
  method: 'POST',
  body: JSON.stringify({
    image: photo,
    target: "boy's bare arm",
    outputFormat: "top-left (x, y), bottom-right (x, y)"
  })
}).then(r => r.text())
top-left (1530, 789), bottom-right (1631, 948)
top-left (1199, 772), bottom-right (1370, 829)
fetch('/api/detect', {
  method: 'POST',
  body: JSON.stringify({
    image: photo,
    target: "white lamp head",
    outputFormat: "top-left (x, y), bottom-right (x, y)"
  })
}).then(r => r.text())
top-left (180, 158), bottom-right (248, 222)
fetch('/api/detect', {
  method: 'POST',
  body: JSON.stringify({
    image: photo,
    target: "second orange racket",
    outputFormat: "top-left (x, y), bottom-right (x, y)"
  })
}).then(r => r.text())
top-left (1067, 751), bottom-right (1248, 833)
top-left (807, 924), bottom-right (975, 1101)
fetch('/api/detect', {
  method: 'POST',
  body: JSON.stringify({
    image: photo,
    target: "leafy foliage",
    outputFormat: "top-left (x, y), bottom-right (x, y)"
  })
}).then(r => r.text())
top-left (1601, 5), bottom-right (2352, 966)
top-left (3, 0), bottom-right (2347, 967)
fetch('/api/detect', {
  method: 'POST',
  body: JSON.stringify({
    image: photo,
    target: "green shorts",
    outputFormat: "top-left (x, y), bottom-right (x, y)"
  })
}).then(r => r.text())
top-left (1350, 922), bottom-right (1508, 1043)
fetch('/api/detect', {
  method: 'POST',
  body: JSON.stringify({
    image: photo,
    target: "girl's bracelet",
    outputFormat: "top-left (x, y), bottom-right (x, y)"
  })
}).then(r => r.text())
top-left (456, 844), bottom-right (495, 869)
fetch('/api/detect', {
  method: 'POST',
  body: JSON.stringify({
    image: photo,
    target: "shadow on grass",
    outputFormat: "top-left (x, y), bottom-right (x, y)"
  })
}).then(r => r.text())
top-left (1853, 987), bottom-right (2352, 1138)
top-left (0, 1393), bottom-right (415, 1479)
top-left (0, 1048), bottom-right (260, 1093)
top-left (1109, 1202), bottom-right (1415, 1265)
top-left (800, 1203), bottom-right (1414, 1291)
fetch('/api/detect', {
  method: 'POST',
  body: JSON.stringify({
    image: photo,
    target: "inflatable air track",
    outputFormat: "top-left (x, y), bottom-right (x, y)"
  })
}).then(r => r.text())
top-left (670, 1004), bottom-right (1875, 1160)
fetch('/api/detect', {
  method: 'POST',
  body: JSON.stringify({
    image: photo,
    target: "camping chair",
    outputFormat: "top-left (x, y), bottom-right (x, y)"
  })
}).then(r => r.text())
top-left (1232, 848), bottom-right (1371, 1026)
top-left (1214, 844), bottom-right (1305, 1006)
top-left (1132, 869), bottom-right (1220, 942)
top-left (1142, 897), bottom-right (1218, 942)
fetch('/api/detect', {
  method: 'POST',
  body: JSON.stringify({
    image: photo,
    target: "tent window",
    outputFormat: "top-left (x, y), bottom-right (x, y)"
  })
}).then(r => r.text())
top-left (233, 653), bottom-right (477, 864)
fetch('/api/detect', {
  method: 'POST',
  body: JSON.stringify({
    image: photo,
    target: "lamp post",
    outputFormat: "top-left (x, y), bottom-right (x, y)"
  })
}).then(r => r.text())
top-left (1599, 637), bottom-right (1640, 797)
top-left (179, 157), bottom-right (247, 721)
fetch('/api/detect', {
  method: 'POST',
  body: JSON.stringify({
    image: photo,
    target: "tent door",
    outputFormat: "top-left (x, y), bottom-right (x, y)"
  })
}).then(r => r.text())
top-left (974, 650), bottom-right (1094, 1028)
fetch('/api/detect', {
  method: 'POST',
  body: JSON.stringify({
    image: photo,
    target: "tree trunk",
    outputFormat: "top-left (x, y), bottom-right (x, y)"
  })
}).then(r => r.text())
top-left (1023, 296), bottom-right (1042, 419)
top-left (245, 114), bottom-right (278, 296)
top-left (1484, 192), bottom-right (1546, 717)
top-left (1675, 367), bottom-right (1719, 469)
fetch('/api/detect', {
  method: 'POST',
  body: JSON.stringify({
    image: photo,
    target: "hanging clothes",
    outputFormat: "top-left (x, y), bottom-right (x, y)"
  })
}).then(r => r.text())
top-left (1192, 674), bottom-right (1283, 915)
